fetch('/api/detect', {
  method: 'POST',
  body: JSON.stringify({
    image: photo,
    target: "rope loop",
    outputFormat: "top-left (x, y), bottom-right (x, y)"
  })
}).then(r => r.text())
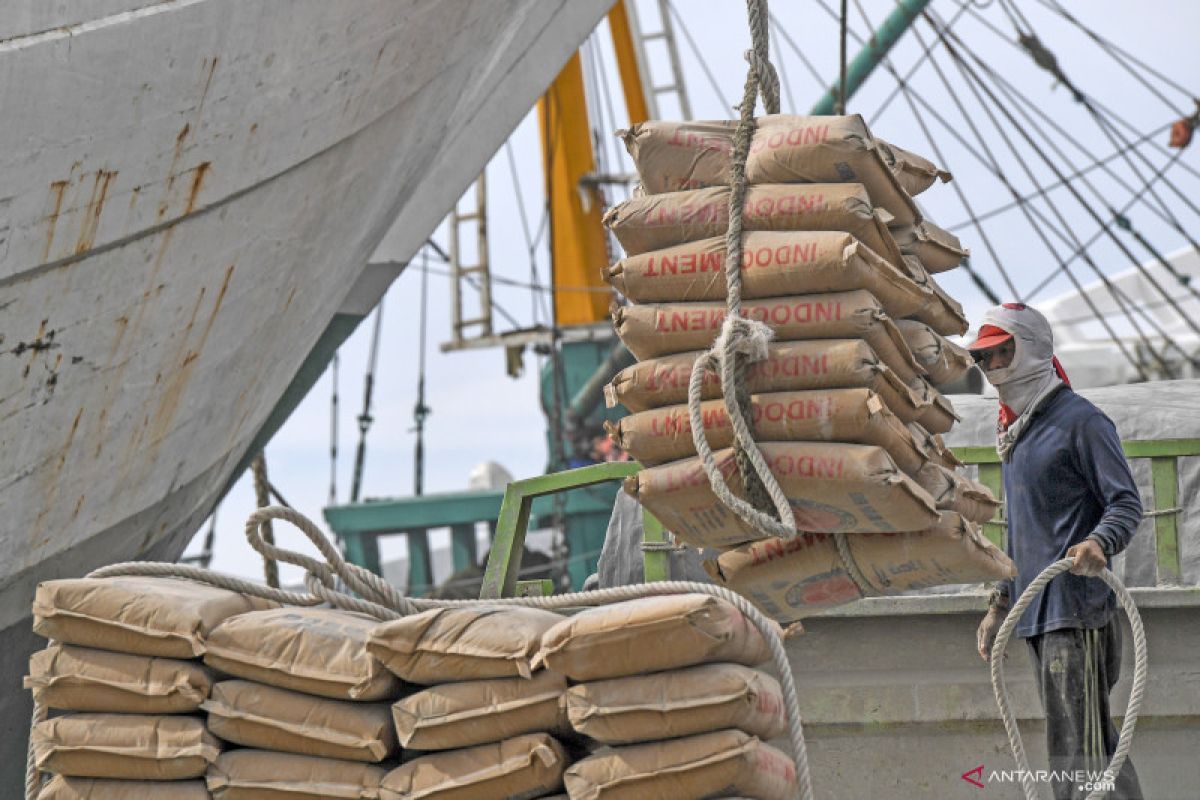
top-left (991, 559), bottom-right (1147, 800)
top-left (745, 48), bottom-right (781, 116)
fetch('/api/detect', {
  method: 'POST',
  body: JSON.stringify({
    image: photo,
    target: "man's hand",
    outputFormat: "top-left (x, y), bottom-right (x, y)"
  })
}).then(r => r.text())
top-left (976, 605), bottom-right (1005, 662)
top-left (1066, 539), bottom-right (1108, 577)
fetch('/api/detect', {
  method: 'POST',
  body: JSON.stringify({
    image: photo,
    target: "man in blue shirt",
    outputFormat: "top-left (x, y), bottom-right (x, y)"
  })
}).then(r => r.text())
top-left (970, 303), bottom-right (1143, 800)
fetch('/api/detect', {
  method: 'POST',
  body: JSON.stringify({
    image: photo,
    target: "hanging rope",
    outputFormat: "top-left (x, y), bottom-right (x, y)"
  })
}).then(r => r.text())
top-left (23, 505), bottom-right (816, 800)
top-left (412, 248), bottom-right (431, 496)
top-left (991, 558), bottom-right (1147, 800)
top-left (836, 0), bottom-right (848, 114)
top-left (250, 453), bottom-right (280, 588)
top-left (329, 352), bottom-right (339, 506)
top-left (685, 0), bottom-right (796, 541)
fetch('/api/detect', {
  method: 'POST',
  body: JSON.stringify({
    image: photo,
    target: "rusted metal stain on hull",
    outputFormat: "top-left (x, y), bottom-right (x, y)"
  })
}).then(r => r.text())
top-left (145, 262), bottom-right (235, 449)
top-left (32, 406), bottom-right (83, 548)
top-left (42, 182), bottom-right (68, 262)
top-left (75, 170), bottom-right (117, 254)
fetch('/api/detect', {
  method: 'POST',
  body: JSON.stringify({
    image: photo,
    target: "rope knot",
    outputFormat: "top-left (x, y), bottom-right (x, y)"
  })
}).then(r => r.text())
top-left (743, 49), bottom-right (780, 116)
top-left (713, 314), bottom-right (774, 365)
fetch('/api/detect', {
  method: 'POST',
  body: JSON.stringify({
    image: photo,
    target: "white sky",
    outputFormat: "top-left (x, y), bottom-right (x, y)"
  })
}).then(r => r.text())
top-left (187, 0), bottom-right (1200, 585)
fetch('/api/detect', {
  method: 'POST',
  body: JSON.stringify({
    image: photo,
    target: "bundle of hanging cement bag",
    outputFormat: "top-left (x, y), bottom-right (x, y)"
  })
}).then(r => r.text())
top-left (602, 114), bottom-right (1016, 624)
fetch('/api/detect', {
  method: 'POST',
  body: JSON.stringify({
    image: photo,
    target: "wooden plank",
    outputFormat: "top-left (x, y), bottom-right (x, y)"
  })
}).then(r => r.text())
top-left (641, 509), bottom-right (669, 582)
top-left (1151, 456), bottom-right (1182, 584)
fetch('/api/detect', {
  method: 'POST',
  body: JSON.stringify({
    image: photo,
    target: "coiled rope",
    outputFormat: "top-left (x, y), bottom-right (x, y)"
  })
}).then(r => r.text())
top-left (990, 558), bottom-right (1147, 800)
top-left (686, 0), bottom-right (799, 542)
top-left (26, 505), bottom-right (815, 800)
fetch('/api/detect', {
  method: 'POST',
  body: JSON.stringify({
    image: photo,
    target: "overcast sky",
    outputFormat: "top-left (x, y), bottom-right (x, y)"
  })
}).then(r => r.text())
top-left (187, 0), bottom-right (1200, 585)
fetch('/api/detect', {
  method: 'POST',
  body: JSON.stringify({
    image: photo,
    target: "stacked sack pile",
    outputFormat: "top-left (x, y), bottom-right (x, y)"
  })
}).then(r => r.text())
top-left (540, 593), bottom-right (799, 800)
top-left (26, 576), bottom-right (269, 799)
top-left (601, 115), bottom-right (1016, 624)
top-left (366, 605), bottom-right (577, 799)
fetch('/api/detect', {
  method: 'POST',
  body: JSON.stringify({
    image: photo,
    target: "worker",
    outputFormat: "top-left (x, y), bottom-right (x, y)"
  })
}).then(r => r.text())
top-left (970, 303), bottom-right (1143, 800)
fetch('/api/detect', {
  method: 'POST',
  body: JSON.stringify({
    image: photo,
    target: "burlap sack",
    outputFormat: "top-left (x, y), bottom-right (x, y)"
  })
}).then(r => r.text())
top-left (564, 728), bottom-right (797, 800)
top-left (367, 606), bottom-right (563, 684)
top-left (380, 733), bottom-right (566, 800)
top-left (37, 777), bottom-right (210, 800)
top-left (626, 442), bottom-right (940, 549)
top-left (534, 594), bottom-right (773, 681)
top-left (706, 512), bottom-right (1016, 623)
top-left (392, 669), bottom-right (566, 750)
top-left (605, 231), bottom-right (927, 322)
top-left (910, 378), bottom-right (960, 435)
top-left (203, 608), bottom-right (401, 701)
top-left (896, 319), bottom-right (974, 386)
top-left (914, 463), bottom-right (1001, 524)
top-left (619, 115), bottom-right (920, 225)
top-left (202, 679), bottom-right (396, 762)
top-left (605, 184), bottom-right (908, 272)
top-left (876, 139), bottom-right (952, 196)
top-left (31, 713), bottom-right (220, 780)
top-left (32, 577), bottom-right (276, 659)
top-left (25, 644), bottom-right (214, 714)
top-left (566, 663), bottom-right (786, 744)
top-left (607, 388), bottom-right (928, 475)
top-left (890, 219), bottom-right (967, 273)
top-left (611, 289), bottom-right (924, 384)
top-left (206, 749), bottom-right (385, 800)
top-left (605, 340), bottom-right (926, 423)
top-left (908, 422), bottom-right (965, 469)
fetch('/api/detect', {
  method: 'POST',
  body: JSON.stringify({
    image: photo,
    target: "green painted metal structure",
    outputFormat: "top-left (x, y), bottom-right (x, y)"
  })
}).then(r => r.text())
top-left (809, 0), bottom-right (935, 116)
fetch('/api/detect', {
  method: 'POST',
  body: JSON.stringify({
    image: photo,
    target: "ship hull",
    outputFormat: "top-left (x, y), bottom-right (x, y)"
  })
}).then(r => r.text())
top-left (0, 0), bottom-right (612, 790)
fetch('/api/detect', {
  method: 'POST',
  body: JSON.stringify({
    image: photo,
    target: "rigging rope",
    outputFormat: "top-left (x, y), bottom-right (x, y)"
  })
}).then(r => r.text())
top-left (413, 247), bottom-right (431, 496)
top-left (329, 352), bottom-right (339, 505)
top-left (685, 0), bottom-right (798, 542)
top-left (836, 0), bottom-right (848, 114)
top-left (250, 453), bottom-right (280, 588)
top-left (350, 299), bottom-right (385, 503)
top-left (991, 559), bottom-right (1147, 800)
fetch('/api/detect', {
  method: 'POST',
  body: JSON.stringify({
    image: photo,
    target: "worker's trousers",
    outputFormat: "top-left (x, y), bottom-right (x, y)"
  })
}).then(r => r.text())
top-left (1026, 614), bottom-right (1143, 800)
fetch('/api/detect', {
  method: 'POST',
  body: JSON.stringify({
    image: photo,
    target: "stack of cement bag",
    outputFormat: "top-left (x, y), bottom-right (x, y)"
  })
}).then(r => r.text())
top-left (602, 115), bottom-right (1015, 624)
top-left (26, 576), bottom-right (269, 799)
top-left (367, 606), bottom-right (575, 799)
top-left (535, 594), bottom-right (798, 800)
top-left (199, 606), bottom-right (403, 798)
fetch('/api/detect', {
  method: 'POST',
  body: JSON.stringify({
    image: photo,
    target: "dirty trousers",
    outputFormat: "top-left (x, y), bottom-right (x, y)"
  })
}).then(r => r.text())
top-left (1026, 615), bottom-right (1143, 799)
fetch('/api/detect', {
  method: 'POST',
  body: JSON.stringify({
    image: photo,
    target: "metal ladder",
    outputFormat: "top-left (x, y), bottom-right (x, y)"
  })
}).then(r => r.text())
top-left (627, 0), bottom-right (693, 120)
top-left (446, 174), bottom-right (493, 348)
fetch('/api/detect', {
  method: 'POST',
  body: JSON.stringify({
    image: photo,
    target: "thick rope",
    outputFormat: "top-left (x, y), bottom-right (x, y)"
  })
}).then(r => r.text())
top-left (686, 0), bottom-right (795, 542)
top-left (28, 505), bottom-right (814, 800)
top-left (250, 453), bottom-right (281, 588)
top-left (990, 559), bottom-right (1147, 800)
top-left (833, 531), bottom-right (879, 597)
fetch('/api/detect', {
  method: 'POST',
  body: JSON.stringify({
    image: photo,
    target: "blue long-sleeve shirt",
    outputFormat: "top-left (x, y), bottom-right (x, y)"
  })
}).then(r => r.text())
top-left (1000, 386), bottom-right (1142, 638)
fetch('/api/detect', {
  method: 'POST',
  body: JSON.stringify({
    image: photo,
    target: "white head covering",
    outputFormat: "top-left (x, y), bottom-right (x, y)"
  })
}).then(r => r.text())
top-left (973, 303), bottom-right (1067, 460)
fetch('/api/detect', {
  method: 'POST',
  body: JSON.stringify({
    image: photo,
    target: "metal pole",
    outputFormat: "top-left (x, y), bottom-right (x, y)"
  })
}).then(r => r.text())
top-left (811, 0), bottom-right (933, 115)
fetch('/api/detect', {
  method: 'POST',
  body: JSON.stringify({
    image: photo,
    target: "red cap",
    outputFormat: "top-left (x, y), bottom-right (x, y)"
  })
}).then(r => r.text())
top-left (967, 324), bottom-right (1014, 351)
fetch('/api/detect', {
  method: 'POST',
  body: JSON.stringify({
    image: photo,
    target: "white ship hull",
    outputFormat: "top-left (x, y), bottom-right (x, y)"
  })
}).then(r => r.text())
top-left (0, 0), bottom-right (612, 786)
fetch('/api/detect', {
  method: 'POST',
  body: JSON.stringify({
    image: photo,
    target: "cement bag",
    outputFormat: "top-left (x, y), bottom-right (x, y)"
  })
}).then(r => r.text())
top-left (605, 183), bottom-right (908, 270)
top-left (25, 644), bottom-right (214, 714)
top-left (534, 594), bottom-right (773, 681)
top-left (908, 422), bottom-right (964, 470)
top-left (206, 750), bottom-right (385, 800)
top-left (876, 139), bottom-right (952, 196)
top-left (890, 219), bottom-right (967, 273)
top-left (606, 340), bottom-right (926, 424)
top-left (626, 442), bottom-right (940, 549)
top-left (202, 680), bottom-right (396, 762)
top-left (564, 728), bottom-right (797, 800)
top-left (608, 388), bottom-right (929, 475)
top-left (895, 256), bottom-right (969, 337)
top-left (31, 713), bottom-right (219, 780)
top-left (706, 512), bottom-right (1016, 624)
top-left (380, 733), bottom-right (566, 800)
top-left (367, 606), bottom-right (563, 684)
top-left (619, 115), bottom-right (920, 224)
top-left (896, 319), bottom-right (974, 386)
top-left (565, 663), bottom-right (786, 744)
top-left (605, 230), bottom-right (926, 319)
top-left (36, 777), bottom-right (210, 800)
top-left (914, 463), bottom-right (1001, 524)
top-left (203, 608), bottom-right (401, 701)
top-left (32, 577), bottom-right (275, 659)
top-left (911, 378), bottom-right (960, 435)
top-left (612, 289), bottom-right (924, 383)
top-left (392, 669), bottom-right (566, 750)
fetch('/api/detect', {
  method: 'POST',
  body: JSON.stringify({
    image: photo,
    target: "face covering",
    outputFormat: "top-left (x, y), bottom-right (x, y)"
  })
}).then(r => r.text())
top-left (976, 303), bottom-right (1070, 459)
